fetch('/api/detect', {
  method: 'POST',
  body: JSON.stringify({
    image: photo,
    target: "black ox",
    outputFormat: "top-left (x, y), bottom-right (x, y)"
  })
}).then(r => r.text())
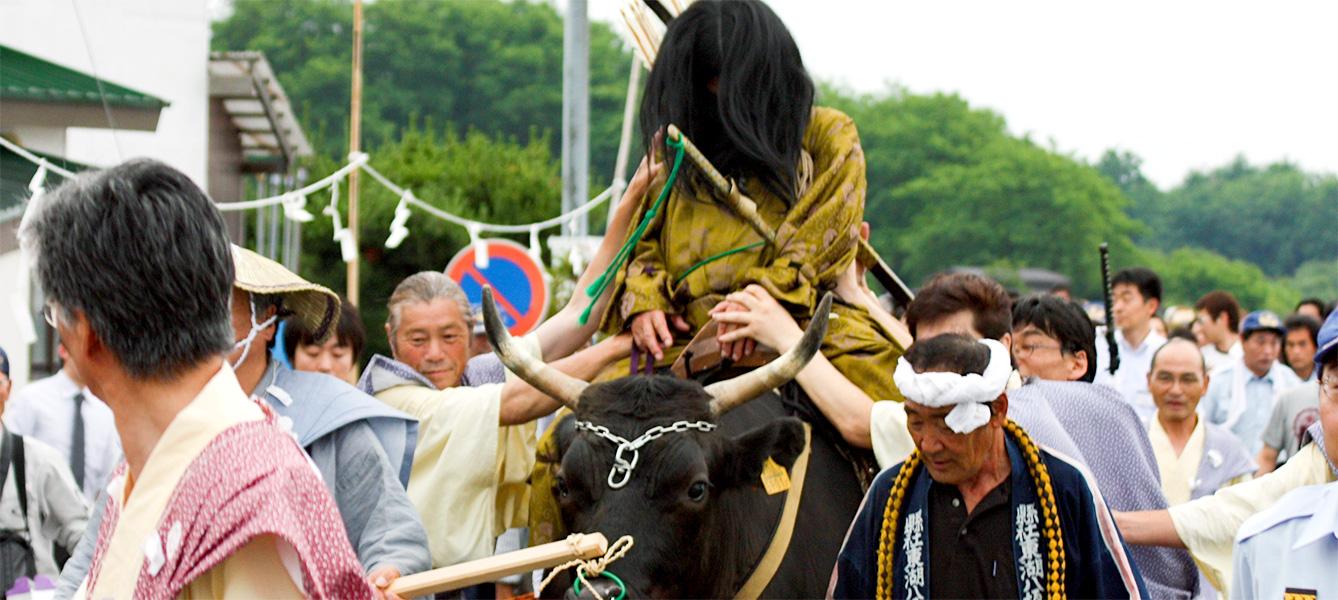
top-left (484, 290), bottom-right (868, 599)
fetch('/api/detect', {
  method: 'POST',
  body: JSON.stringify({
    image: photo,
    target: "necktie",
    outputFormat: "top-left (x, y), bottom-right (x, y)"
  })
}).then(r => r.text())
top-left (71, 392), bottom-right (85, 490)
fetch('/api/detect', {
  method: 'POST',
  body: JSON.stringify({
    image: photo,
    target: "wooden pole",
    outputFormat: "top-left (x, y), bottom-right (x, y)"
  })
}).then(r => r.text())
top-left (346, 0), bottom-right (364, 307)
top-left (387, 533), bottom-right (609, 597)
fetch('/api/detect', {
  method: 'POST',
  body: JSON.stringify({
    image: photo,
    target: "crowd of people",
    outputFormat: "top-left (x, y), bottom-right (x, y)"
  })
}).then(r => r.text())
top-left (0, 1), bottom-right (1333, 599)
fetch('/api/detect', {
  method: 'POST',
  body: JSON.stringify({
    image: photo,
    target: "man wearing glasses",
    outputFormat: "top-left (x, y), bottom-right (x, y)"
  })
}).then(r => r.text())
top-left (1117, 310), bottom-right (1338, 596)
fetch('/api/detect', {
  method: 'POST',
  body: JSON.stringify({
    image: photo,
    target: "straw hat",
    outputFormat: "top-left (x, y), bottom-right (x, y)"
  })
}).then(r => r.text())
top-left (231, 244), bottom-right (340, 341)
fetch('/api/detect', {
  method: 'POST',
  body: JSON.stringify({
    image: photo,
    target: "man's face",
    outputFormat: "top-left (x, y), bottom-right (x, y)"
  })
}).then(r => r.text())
top-left (1012, 324), bottom-right (1085, 382)
top-left (1112, 283), bottom-right (1157, 332)
top-left (904, 395), bottom-right (1004, 485)
top-left (1284, 328), bottom-right (1317, 375)
top-left (1195, 309), bottom-right (1230, 345)
top-left (1241, 330), bottom-right (1281, 377)
top-left (388, 298), bottom-right (471, 389)
top-left (1148, 341), bottom-right (1208, 424)
top-left (293, 336), bottom-right (356, 383)
top-left (1319, 363), bottom-right (1338, 468)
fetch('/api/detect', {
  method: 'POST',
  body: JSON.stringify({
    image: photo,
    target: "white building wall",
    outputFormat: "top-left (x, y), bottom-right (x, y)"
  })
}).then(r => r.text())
top-left (0, 0), bottom-right (210, 184)
top-left (0, 251), bottom-right (32, 391)
top-left (1, 0), bottom-right (211, 386)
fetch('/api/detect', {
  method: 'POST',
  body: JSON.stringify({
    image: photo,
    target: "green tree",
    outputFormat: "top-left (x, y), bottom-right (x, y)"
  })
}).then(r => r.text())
top-left (212, 0), bottom-right (635, 178)
top-left (1146, 158), bottom-right (1337, 276)
top-left (1135, 247), bottom-right (1301, 314)
top-left (300, 124), bottom-right (563, 359)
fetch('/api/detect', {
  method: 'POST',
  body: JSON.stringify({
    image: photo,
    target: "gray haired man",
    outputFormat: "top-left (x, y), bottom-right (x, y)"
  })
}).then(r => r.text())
top-left (357, 168), bottom-right (659, 569)
top-left (21, 159), bottom-right (367, 597)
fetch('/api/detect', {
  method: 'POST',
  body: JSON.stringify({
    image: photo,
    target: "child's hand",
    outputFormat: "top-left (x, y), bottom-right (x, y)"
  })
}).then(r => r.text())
top-left (630, 310), bottom-right (690, 361)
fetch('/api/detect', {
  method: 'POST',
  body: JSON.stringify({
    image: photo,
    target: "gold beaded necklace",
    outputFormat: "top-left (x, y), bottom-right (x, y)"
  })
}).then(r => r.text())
top-left (874, 420), bottom-right (1066, 600)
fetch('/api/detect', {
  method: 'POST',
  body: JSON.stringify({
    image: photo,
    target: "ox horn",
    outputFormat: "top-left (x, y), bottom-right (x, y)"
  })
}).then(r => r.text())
top-left (705, 292), bottom-right (833, 417)
top-left (481, 286), bottom-right (586, 410)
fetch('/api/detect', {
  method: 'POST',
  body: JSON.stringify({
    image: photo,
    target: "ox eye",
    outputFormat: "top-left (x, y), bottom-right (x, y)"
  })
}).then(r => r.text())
top-left (555, 476), bottom-right (571, 499)
top-left (687, 481), bottom-right (708, 502)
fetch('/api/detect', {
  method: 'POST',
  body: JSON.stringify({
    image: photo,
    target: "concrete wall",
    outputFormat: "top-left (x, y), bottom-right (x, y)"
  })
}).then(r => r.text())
top-left (0, 0), bottom-right (210, 184)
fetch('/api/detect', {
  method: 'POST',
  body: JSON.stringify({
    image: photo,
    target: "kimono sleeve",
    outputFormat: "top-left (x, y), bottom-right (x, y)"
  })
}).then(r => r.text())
top-left (738, 109), bottom-right (865, 316)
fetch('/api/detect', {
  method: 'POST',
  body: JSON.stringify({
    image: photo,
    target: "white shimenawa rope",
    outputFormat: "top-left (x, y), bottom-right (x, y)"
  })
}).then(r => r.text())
top-left (892, 338), bottom-right (1012, 434)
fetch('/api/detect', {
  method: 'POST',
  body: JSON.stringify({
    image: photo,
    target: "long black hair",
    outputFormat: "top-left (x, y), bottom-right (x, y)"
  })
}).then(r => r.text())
top-left (639, 0), bottom-right (814, 205)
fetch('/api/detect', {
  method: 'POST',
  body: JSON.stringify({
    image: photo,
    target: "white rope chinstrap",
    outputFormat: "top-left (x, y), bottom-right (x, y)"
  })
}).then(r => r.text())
top-left (537, 534), bottom-right (635, 600)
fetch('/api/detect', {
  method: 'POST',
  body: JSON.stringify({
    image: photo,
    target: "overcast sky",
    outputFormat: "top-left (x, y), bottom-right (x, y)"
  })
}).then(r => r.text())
top-left (576, 0), bottom-right (1338, 189)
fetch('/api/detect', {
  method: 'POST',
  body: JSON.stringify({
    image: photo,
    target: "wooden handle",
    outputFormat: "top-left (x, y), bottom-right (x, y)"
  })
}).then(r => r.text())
top-left (387, 533), bottom-right (609, 597)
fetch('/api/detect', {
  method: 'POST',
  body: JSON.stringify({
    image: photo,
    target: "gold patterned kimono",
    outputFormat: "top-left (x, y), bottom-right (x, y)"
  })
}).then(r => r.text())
top-left (599, 106), bottom-right (903, 399)
top-left (530, 107), bottom-right (905, 546)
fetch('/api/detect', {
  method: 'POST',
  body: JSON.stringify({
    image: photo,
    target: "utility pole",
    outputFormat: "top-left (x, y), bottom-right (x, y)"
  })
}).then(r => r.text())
top-left (346, 0), bottom-right (364, 306)
top-left (562, 0), bottom-right (590, 237)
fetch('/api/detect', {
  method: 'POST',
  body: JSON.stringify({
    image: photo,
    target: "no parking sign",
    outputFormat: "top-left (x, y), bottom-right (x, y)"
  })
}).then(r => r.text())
top-left (445, 239), bottom-right (549, 336)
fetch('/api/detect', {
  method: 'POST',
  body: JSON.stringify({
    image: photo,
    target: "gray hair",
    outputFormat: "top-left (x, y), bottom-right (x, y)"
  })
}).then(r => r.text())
top-left (18, 159), bottom-right (235, 380)
top-left (386, 271), bottom-right (474, 337)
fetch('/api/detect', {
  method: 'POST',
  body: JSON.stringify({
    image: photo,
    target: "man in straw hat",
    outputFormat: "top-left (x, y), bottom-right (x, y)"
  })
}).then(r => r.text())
top-left (58, 245), bottom-right (430, 598)
top-left (830, 333), bottom-right (1146, 599)
top-left (20, 159), bottom-right (370, 598)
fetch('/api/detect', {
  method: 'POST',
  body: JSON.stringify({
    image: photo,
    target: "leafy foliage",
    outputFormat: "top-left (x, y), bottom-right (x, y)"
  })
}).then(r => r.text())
top-left (213, 0), bottom-right (635, 176)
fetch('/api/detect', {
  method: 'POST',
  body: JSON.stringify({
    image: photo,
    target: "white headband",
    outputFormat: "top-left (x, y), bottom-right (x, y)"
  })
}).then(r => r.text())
top-left (892, 338), bottom-right (1011, 434)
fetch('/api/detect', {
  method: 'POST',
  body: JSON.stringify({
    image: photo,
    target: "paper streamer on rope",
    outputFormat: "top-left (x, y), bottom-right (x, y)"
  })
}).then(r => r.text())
top-left (11, 163), bottom-right (51, 346)
top-left (385, 190), bottom-right (413, 249)
top-left (323, 182), bottom-right (357, 264)
top-left (281, 192), bottom-right (314, 223)
top-left (469, 223), bottom-right (489, 269)
top-left (528, 224), bottom-right (543, 264)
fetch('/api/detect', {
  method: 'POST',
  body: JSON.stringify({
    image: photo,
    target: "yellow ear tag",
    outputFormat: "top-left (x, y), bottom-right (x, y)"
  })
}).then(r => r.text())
top-left (760, 457), bottom-right (791, 495)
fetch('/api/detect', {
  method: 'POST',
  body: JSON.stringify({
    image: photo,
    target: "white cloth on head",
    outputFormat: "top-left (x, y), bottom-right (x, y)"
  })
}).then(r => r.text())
top-left (892, 338), bottom-right (1011, 434)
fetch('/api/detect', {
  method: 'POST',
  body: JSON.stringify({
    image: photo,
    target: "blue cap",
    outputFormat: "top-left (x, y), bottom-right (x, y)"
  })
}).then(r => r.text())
top-left (1316, 310), bottom-right (1338, 367)
top-left (1240, 310), bottom-right (1285, 338)
top-left (0, 345), bottom-right (9, 378)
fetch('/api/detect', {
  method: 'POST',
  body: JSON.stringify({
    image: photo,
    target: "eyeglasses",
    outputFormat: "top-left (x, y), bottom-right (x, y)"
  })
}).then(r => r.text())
top-left (1013, 343), bottom-right (1062, 359)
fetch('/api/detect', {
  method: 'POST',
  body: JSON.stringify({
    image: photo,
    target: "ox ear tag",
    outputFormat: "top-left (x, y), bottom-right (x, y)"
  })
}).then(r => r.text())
top-left (760, 457), bottom-right (791, 495)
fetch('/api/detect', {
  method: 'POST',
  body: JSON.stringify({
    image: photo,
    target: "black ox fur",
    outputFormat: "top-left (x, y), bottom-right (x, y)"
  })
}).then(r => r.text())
top-left (540, 374), bottom-right (865, 599)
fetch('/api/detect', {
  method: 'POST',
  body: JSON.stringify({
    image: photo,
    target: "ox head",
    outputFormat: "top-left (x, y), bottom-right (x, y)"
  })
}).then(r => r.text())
top-left (483, 289), bottom-right (831, 598)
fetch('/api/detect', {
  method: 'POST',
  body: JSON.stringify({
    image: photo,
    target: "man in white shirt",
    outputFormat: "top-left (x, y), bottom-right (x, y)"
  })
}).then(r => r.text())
top-left (1095, 267), bottom-right (1167, 421)
top-left (3, 347), bottom-right (120, 504)
top-left (1200, 311), bottom-right (1302, 453)
top-left (1193, 290), bottom-right (1243, 373)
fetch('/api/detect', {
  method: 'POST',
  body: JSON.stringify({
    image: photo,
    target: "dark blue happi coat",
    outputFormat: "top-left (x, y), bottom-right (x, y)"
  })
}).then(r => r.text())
top-left (830, 433), bottom-right (1148, 599)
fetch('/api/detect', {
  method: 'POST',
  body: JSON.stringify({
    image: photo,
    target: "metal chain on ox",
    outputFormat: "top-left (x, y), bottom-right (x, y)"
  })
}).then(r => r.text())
top-left (575, 420), bottom-right (717, 489)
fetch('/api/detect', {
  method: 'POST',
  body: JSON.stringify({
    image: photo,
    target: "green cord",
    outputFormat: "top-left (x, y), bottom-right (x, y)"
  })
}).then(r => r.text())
top-left (673, 240), bottom-right (765, 286)
top-left (578, 134), bottom-right (687, 325)
top-left (571, 570), bottom-right (628, 600)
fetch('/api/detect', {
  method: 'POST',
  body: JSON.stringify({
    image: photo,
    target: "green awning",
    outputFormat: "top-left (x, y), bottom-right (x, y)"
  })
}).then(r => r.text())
top-left (1, 45), bottom-right (168, 109)
top-left (1, 144), bottom-right (90, 223)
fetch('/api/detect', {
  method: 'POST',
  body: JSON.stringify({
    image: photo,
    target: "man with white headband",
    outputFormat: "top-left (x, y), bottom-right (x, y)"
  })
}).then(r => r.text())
top-left (831, 333), bottom-right (1146, 599)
